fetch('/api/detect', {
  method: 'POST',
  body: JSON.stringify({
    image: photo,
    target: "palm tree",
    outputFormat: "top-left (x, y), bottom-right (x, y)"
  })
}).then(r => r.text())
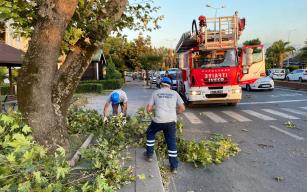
top-left (266, 40), bottom-right (295, 68)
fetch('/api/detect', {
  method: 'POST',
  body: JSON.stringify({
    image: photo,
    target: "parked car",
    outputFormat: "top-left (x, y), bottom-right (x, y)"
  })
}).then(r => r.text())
top-left (149, 72), bottom-right (157, 88)
top-left (241, 76), bottom-right (274, 91)
top-left (268, 68), bottom-right (286, 80)
top-left (286, 69), bottom-right (307, 82)
top-left (166, 69), bottom-right (178, 90)
top-left (156, 71), bottom-right (166, 88)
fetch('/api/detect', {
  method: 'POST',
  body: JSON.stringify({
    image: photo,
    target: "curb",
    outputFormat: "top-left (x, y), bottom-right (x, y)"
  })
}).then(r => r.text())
top-left (119, 148), bottom-right (165, 192)
top-left (68, 133), bottom-right (94, 167)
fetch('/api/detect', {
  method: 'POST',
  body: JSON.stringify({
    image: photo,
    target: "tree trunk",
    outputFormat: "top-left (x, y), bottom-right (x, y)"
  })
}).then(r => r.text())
top-left (17, 0), bottom-right (128, 151)
top-left (146, 70), bottom-right (149, 86)
top-left (17, 0), bottom-right (78, 151)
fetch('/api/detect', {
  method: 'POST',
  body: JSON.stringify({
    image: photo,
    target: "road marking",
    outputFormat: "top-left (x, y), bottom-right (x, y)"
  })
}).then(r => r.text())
top-left (222, 111), bottom-right (251, 122)
top-left (270, 93), bottom-right (303, 98)
top-left (269, 125), bottom-right (304, 140)
top-left (183, 112), bottom-right (202, 124)
top-left (301, 107), bottom-right (307, 110)
top-left (242, 110), bottom-right (276, 120)
top-left (202, 112), bottom-right (228, 123)
top-left (262, 109), bottom-right (300, 119)
top-left (239, 99), bottom-right (307, 105)
top-left (281, 108), bottom-right (307, 117)
top-left (274, 87), bottom-right (307, 94)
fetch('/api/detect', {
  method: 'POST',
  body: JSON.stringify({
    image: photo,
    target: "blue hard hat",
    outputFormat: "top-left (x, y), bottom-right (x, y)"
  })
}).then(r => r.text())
top-left (161, 77), bottom-right (172, 85)
top-left (111, 92), bottom-right (120, 104)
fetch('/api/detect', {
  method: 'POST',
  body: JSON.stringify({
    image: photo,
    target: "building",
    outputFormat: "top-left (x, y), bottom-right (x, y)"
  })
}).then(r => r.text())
top-left (81, 49), bottom-right (107, 80)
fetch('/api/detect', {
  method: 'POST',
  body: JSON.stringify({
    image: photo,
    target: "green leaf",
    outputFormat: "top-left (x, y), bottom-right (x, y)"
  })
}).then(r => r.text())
top-left (22, 125), bottom-right (32, 134)
top-left (6, 153), bottom-right (16, 163)
top-left (0, 115), bottom-right (15, 125)
top-left (5, 133), bottom-right (32, 150)
top-left (81, 182), bottom-right (91, 192)
top-left (137, 174), bottom-right (146, 181)
top-left (56, 166), bottom-right (70, 179)
top-left (0, 126), bottom-right (4, 135)
top-left (18, 181), bottom-right (31, 192)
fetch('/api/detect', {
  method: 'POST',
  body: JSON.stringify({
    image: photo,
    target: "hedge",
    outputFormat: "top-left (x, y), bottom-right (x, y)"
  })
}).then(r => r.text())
top-left (75, 83), bottom-right (103, 93)
top-left (79, 79), bottom-right (124, 90)
top-left (0, 84), bottom-right (10, 95)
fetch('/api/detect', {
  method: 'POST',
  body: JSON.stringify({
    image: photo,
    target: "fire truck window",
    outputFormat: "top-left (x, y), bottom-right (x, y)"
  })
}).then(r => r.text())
top-left (252, 48), bottom-right (263, 63)
top-left (192, 49), bottom-right (236, 69)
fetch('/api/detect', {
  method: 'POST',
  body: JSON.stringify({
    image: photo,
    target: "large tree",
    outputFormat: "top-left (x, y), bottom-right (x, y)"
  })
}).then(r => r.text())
top-left (0, 0), bottom-right (162, 150)
top-left (265, 40), bottom-right (295, 68)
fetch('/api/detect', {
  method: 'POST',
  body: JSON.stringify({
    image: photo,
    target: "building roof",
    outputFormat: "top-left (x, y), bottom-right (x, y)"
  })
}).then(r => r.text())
top-left (0, 43), bottom-right (23, 67)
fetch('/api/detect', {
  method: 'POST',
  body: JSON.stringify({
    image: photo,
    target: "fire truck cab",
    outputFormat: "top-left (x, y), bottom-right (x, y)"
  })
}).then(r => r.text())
top-left (176, 13), bottom-right (265, 105)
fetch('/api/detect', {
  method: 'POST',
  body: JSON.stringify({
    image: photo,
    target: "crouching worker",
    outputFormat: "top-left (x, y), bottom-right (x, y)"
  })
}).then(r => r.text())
top-left (103, 89), bottom-right (128, 122)
top-left (144, 77), bottom-right (185, 174)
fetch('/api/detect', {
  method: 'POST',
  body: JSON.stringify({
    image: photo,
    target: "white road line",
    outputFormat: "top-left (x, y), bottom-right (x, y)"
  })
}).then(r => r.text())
top-left (281, 108), bottom-right (307, 117)
top-left (269, 125), bottom-right (304, 140)
top-left (202, 112), bottom-right (228, 123)
top-left (222, 111), bottom-right (251, 122)
top-left (239, 99), bottom-right (307, 105)
top-left (274, 87), bottom-right (307, 94)
top-left (242, 110), bottom-right (276, 121)
top-left (183, 112), bottom-right (202, 124)
top-left (262, 109), bottom-right (300, 120)
top-left (301, 107), bottom-right (307, 110)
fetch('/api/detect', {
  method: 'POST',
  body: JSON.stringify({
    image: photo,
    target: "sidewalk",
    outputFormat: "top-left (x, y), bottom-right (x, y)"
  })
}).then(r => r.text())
top-left (84, 80), bottom-right (155, 115)
top-left (84, 80), bottom-right (164, 192)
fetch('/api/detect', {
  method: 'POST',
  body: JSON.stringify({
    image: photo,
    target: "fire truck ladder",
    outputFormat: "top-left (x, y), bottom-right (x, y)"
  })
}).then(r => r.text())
top-left (176, 14), bottom-right (245, 53)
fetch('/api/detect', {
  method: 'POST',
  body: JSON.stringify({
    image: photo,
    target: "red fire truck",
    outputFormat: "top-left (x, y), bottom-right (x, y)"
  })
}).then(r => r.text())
top-left (176, 13), bottom-right (265, 105)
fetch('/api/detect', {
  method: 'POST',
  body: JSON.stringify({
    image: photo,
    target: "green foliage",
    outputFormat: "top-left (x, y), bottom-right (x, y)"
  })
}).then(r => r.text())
top-left (67, 108), bottom-right (103, 134)
top-left (0, 0), bottom-right (163, 53)
top-left (1, 84), bottom-right (10, 95)
top-left (243, 38), bottom-right (262, 46)
top-left (79, 79), bottom-right (124, 90)
top-left (266, 40), bottom-right (295, 68)
top-left (75, 83), bottom-right (103, 94)
top-left (106, 58), bottom-right (122, 80)
top-left (140, 54), bottom-right (163, 71)
top-left (0, 113), bottom-right (72, 191)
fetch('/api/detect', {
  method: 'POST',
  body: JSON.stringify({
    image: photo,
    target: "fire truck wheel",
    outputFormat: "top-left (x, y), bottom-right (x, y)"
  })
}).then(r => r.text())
top-left (246, 85), bottom-right (252, 92)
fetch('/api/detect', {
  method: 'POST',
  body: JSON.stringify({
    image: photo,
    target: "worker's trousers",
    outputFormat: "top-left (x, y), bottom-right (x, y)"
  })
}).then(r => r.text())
top-left (145, 121), bottom-right (178, 169)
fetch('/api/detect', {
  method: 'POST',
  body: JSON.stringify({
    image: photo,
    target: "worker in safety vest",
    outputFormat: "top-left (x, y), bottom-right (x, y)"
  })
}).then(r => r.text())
top-left (103, 89), bottom-right (128, 122)
top-left (144, 77), bottom-right (185, 174)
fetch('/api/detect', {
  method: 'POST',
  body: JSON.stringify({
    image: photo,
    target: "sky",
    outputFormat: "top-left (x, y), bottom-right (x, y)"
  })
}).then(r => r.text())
top-left (125, 0), bottom-right (307, 49)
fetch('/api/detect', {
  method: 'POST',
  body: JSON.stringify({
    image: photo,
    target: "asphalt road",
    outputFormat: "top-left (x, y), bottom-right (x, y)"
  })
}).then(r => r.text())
top-left (169, 87), bottom-right (307, 192)
top-left (86, 80), bottom-right (307, 192)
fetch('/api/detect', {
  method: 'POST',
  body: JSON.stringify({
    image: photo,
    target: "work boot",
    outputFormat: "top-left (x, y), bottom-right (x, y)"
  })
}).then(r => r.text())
top-left (170, 167), bottom-right (178, 174)
top-left (143, 152), bottom-right (153, 162)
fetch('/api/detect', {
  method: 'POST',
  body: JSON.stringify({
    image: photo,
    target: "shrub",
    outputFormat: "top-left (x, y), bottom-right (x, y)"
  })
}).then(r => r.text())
top-left (0, 84), bottom-right (10, 95)
top-left (79, 79), bottom-right (124, 90)
top-left (105, 58), bottom-right (122, 80)
top-left (75, 83), bottom-right (102, 93)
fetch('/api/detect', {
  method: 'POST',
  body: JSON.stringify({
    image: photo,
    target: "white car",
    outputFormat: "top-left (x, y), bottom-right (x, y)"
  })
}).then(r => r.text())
top-left (268, 68), bottom-right (286, 80)
top-left (149, 75), bottom-right (157, 88)
top-left (241, 76), bottom-right (274, 91)
top-left (286, 69), bottom-right (307, 82)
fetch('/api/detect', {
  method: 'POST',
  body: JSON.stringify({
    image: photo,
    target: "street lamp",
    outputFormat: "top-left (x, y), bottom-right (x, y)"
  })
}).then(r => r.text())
top-left (287, 29), bottom-right (296, 67)
top-left (206, 4), bottom-right (226, 31)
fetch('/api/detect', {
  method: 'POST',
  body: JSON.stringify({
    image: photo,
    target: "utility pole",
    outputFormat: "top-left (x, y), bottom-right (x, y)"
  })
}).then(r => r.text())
top-left (287, 29), bottom-right (296, 67)
top-left (206, 4), bottom-right (226, 32)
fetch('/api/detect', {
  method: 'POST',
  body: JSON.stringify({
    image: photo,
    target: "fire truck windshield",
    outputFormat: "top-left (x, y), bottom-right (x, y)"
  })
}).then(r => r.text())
top-left (192, 49), bottom-right (237, 69)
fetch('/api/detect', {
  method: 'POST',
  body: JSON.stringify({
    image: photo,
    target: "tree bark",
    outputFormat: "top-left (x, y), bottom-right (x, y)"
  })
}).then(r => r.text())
top-left (17, 0), bottom-right (78, 151)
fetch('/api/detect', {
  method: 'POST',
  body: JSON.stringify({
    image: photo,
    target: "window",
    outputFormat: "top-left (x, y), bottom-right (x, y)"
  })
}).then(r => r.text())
top-left (192, 49), bottom-right (237, 69)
